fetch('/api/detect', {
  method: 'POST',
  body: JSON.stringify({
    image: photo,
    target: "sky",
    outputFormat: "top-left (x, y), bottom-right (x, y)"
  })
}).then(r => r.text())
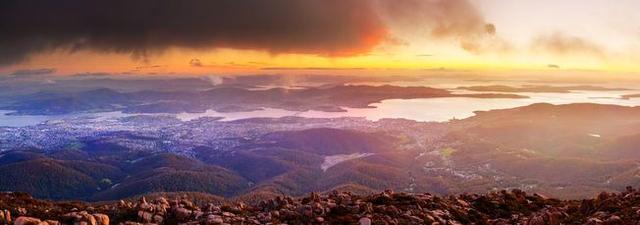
top-left (1, 0), bottom-right (639, 77)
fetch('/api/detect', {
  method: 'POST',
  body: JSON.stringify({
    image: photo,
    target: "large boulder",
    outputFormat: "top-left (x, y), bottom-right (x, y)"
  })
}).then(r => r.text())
top-left (63, 211), bottom-right (96, 225)
top-left (92, 214), bottom-right (109, 225)
top-left (13, 217), bottom-right (44, 225)
top-left (0, 210), bottom-right (11, 224)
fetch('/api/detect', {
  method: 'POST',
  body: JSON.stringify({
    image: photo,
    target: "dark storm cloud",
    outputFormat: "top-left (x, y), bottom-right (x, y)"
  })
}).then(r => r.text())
top-left (71, 72), bottom-right (112, 78)
top-left (189, 59), bottom-right (204, 67)
top-left (9, 68), bottom-right (57, 76)
top-left (0, 0), bottom-right (386, 65)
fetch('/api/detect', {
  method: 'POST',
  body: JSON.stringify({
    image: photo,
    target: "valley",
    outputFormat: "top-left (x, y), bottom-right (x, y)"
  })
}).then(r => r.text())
top-left (2, 103), bottom-right (640, 202)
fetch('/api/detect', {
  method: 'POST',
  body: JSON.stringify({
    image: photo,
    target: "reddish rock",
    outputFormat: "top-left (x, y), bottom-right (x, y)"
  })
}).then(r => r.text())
top-left (92, 214), bottom-right (109, 225)
top-left (13, 217), bottom-right (43, 225)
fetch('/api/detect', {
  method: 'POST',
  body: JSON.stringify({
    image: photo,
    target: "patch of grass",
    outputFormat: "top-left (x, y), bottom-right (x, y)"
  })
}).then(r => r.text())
top-left (65, 141), bottom-right (86, 150)
top-left (440, 147), bottom-right (457, 158)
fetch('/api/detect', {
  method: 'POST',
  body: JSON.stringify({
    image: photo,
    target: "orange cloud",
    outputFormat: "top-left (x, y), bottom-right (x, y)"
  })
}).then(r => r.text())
top-left (375, 0), bottom-right (485, 37)
top-left (374, 0), bottom-right (510, 54)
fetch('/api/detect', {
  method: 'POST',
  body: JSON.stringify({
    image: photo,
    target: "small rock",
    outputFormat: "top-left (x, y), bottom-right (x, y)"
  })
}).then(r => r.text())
top-left (92, 214), bottom-right (109, 225)
top-left (0, 210), bottom-right (10, 224)
top-left (16, 208), bottom-right (27, 215)
top-left (44, 220), bottom-right (60, 225)
top-left (121, 222), bottom-right (142, 225)
top-left (174, 207), bottom-right (192, 221)
top-left (585, 218), bottom-right (603, 225)
top-left (157, 197), bottom-right (169, 206)
top-left (359, 217), bottom-right (372, 225)
top-left (153, 215), bottom-right (164, 224)
top-left (603, 215), bottom-right (622, 225)
top-left (206, 214), bottom-right (224, 225)
top-left (137, 211), bottom-right (153, 222)
top-left (527, 215), bottom-right (545, 225)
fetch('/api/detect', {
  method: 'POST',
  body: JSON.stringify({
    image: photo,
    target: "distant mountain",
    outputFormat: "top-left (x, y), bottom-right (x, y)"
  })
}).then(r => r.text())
top-left (454, 103), bottom-right (640, 157)
top-left (0, 85), bottom-right (527, 115)
top-left (438, 103), bottom-right (640, 198)
top-left (2, 88), bottom-right (129, 115)
top-left (458, 84), bottom-right (630, 93)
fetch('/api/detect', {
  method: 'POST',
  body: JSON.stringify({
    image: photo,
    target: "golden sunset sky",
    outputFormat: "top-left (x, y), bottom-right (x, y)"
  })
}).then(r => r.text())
top-left (1, 0), bottom-right (639, 76)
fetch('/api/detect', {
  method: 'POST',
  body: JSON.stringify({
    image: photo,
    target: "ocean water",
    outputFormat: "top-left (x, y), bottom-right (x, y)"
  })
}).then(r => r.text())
top-left (175, 89), bottom-right (640, 122)
top-left (0, 111), bottom-right (61, 127)
top-left (340, 90), bottom-right (640, 122)
top-left (1, 88), bottom-right (639, 127)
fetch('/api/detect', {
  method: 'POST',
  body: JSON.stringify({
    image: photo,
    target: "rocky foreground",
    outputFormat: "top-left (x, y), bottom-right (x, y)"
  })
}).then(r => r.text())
top-left (2, 188), bottom-right (640, 225)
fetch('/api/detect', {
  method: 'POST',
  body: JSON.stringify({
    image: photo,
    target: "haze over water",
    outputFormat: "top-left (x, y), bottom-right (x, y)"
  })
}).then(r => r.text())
top-left (177, 88), bottom-right (640, 123)
top-left (3, 81), bottom-right (638, 127)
